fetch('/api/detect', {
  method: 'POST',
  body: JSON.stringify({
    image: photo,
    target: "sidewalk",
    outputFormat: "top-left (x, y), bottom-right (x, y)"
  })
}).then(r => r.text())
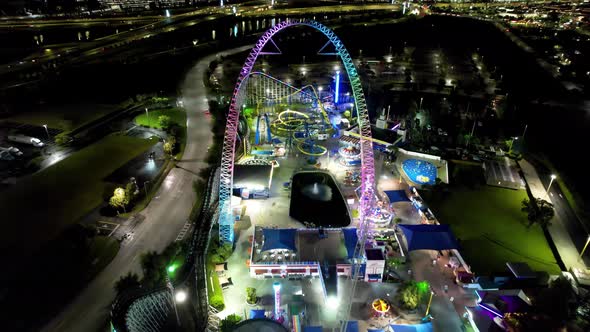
top-left (519, 159), bottom-right (586, 272)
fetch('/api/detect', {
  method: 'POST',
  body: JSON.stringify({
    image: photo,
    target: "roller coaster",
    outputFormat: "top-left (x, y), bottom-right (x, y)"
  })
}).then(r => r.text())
top-left (242, 70), bottom-right (334, 159)
top-left (218, 19), bottom-right (376, 332)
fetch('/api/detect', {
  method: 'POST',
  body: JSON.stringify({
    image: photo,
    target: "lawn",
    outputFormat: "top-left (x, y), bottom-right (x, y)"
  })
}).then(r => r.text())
top-left (135, 108), bottom-right (187, 159)
top-left (428, 186), bottom-right (561, 275)
top-left (86, 235), bottom-right (121, 277)
top-left (5, 104), bottom-right (118, 131)
top-left (134, 108), bottom-right (186, 129)
top-left (0, 134), bottom-right (157, 257)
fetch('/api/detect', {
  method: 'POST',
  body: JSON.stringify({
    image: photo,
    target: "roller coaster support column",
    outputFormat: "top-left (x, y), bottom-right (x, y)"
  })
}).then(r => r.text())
top-left (335, 70), bottom-right (340, 104)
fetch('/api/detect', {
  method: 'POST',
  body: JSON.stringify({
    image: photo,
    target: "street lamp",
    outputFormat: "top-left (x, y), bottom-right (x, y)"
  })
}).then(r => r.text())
top-left (42, 124), bottom-right (50, 140)
top-left (508, 136), bottom-right (518, 152)
top-left (167, 269), bottom-right (181, 326)
top-left (419, 97), bottom-right (423, 111)
top-left (580, 235), bottom-right (590, 259)
top-left (547, 174), bottom-right (557, 193)
top-left (425, 290), bottom-right (435, 317)
top-left (145, 108), bottom-right (150, 126)
top-left (175, 290), bottom-right (187, 303)
top-left (144, 180), bottom-right (150, 197)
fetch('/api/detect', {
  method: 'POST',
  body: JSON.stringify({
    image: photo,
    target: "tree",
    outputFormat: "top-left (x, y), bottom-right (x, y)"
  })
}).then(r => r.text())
top-left (386, 257), bottom-right (404, 270)
top-left (246, 287), bottom-right (257, 304)
top-left (220, 314), bottom-right (242, 332)
top-left (398, 281), bottom-right (421, 310)
top-left (125, 182), bottom-right (136, 206)
top-left (534, 275), bottom-right (577, 323)
top-left (158, 115), bottom-right (172, 131)
top-left (109, 187), bottom-right (127, 213)
top-left (114, 273), bottom-right (140, 295)
top-left (211, 243), bottom-right (233, 263)
top-left (164, 136), bottom-right (176, 156)
top-left (521, 198), bottom-right (555, 228)
top-left (343, 110), bottom-right (351, 119)
top-left (140, 250), bottom-right (166, 288)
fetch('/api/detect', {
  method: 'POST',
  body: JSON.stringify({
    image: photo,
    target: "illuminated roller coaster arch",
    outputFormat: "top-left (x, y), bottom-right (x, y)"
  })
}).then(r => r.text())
top-left (218, 19), bottom-right (375, 255)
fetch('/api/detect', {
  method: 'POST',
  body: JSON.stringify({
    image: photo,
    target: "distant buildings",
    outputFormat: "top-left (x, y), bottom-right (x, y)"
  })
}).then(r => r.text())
top-left (97, 0), bottom-right (190, 11)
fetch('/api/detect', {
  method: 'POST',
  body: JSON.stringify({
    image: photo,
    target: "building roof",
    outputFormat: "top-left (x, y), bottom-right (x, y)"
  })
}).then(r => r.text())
top-left (249, 309), bottom-right (266, 319)
top-left (233, 318), bottom-right (287, 332)
top-left (398, 224), bottom-right (460, 251)
top-left (342, 228), bottom-right (358, 259)
top-left (384, 190), bottom-right (410, 203)
top-left (389, 322), bottom-right (433, 332)
top-left (303, 327), bottom-right (323, 332)
top-left (466, 306), bottom-right (506, 332)
top-left (261, 228), bottom-right (297, 252)
top-left (233, 164), bottom-right (273, 189)
top-left (506, 262), bottom-right (537, 279)
top-left (366, 248), bottom-right (385, 261)
top-left (476, 289), bottom-right (532, 317)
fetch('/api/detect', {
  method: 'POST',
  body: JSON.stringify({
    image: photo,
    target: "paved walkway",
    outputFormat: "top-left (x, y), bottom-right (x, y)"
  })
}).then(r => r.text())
top-left (519, 159), bottom-right (587, 272)
top-left (377, 163), bottom-right (474, 331)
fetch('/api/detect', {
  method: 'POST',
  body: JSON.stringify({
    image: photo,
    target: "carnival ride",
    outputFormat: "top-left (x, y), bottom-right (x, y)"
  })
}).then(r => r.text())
top-left (366, 200), bottom-right (393, 226)
top-left (245, 72), bottom-right (332, 162)
top-left (217, 20), bottom-right (376, 332)
top-left (338, 145), bottom-right (361, 167)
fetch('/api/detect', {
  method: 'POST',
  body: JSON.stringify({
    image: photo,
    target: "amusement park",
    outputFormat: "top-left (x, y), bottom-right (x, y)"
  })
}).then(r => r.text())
top-left (210, 19), bottom-right (472, 332)
top-left (5, 1), bottom-right (590, 331)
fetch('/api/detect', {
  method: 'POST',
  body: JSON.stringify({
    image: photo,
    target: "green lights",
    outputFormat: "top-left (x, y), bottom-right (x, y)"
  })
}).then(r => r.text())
top-left (167, 265), bottom-right (176, 273)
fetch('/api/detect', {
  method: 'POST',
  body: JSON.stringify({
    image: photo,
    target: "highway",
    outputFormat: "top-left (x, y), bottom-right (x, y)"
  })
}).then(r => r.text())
top-left (41, 45), bottom-right (250, 332)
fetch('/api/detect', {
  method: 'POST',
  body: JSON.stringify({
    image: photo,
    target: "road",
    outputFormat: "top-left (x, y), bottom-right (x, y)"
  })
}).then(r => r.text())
top-left (530, 159), bottom-right (590, 267)
top-left (41, 45), bottom-right (250, 332)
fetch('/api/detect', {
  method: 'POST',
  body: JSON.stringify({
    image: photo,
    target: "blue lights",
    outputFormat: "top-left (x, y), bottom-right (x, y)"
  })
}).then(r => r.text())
top-left (335, 70), bottom-right (340, 104)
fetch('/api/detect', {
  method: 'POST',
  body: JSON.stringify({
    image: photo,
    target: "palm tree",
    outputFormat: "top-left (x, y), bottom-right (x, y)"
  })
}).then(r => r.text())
top-left (521, 198), bottom-right (554, 228)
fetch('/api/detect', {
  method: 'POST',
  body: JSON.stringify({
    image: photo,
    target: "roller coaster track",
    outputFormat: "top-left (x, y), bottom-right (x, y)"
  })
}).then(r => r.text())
top-left (245, 71), bottom-right (331, 127)
top-left (217, 19), bottom-right (376, 332)
top-left (111, 167), bottom-right (220, 332)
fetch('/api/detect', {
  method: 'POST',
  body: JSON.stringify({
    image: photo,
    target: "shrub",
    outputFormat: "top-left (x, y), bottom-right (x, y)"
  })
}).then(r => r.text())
top-left (220, 314), bottom-right (242, 332)
top-left (158, 115), bottom-right (172, 131)
top-left (54, 132), bottom-right (73, 146)
top-left (210, 294), bottom-right (225, 311)
top-left (246, 287), bottom-right (257, 304)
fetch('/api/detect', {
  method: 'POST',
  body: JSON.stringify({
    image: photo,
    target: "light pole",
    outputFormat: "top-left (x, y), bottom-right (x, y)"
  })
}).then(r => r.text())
top-left (580, 235), bottom-right (590, 259)
top-left (419, 97), bottom-right (423, 111)
top-left (144, 180), bottom-right (150, 197)
top-left (547, 174), bottom-right (557, 193)
top-left (145, 108), bottom-right (150, 127)
top-left (42, 124), bottom-right (50, 140)
top-left (425, 291), bottom-right (434, 317)
top-left (508, 137), bottom-right (518, 152)
top-left (167, 268), bottom-right (181, 326)
top-left (522, 124), bottom-right (528, 140)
